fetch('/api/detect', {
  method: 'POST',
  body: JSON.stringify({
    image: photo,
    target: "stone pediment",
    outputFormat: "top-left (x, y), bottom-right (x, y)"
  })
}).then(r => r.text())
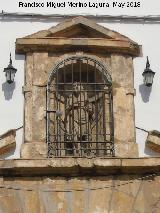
top-left (24, 16), bottom-right (132, 41)
top-left (16, 16), bottom-right (141, 56)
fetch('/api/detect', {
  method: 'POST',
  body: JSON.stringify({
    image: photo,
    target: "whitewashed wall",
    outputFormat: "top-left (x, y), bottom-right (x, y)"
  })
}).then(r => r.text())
top-left (0, 0), bottom-right (160, 158)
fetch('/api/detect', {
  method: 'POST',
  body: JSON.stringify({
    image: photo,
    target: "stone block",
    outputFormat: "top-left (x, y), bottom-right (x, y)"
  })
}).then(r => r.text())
top-left (115, 142), bottom-right (139, 158)
top-left (114, 113), bottom-right (135, 144)
top-left (0, 173), bottom-right (159, 213)
top-left (21, 142), bottom-right (47, 158)
top-left (24, 92), bottom-right (33, 142)
top-left (146, 130), bottom-right (160, 152)
top-left (111, 55), bottom-right (134, 88)
top-left (113, 87), bottom-right (134, 115)
top-left (32, 86), bottom-right (46, 142)
top-left (113, 87), bottom-right (136, 145)
top-left (0, 129), bottom-right (16, 155)
top-left (33, 52), bottom-right (49, 86)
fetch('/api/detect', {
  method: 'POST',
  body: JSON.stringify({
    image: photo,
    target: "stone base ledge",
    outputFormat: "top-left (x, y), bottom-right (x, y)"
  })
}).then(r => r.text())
top-left (21, 142), bottom-right (139, 159)
top-left (0, 157), bottom-right (159, 176)
top-left (115, 143), bottom-right (138, 157)
top-left (21, 142), bottom-right (47, 158)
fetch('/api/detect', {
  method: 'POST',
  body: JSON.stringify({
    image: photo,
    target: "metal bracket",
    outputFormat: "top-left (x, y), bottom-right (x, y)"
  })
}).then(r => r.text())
top-left (46, 110), bottom-right (62, 116)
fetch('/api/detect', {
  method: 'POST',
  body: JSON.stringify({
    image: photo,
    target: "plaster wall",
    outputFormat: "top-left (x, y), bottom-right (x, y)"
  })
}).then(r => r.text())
top-left (0, 0), bottom-right (160, 158)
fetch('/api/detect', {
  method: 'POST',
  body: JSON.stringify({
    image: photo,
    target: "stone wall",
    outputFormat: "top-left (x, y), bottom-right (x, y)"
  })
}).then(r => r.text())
top-left (0, 158), bottom-right (160, 213)
top-left (0, 158), bottom-right (159, 213)
top-left (0, 174), bottom-right (159, 213)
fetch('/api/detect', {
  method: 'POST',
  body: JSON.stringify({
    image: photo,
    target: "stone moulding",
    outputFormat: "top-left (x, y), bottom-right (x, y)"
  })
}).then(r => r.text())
top-left (146, 130), bottom-right (160, 152)
top-left (0, 129), bottom-right (16, 155)
top-left (16, 38), bottom-right (141, 56)
top-left (0, 158), bottom-right (159, 176)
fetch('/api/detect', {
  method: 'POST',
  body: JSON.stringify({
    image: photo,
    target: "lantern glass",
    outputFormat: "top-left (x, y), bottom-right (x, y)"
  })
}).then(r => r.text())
top-left (5, 68), bottom-right (15, 84)
top-left (143, 71), bottom-right (155, 87)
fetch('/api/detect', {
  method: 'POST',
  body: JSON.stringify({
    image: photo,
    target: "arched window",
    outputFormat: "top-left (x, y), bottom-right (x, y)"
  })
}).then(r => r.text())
top-left (46, 56), bottom-right (114, 157)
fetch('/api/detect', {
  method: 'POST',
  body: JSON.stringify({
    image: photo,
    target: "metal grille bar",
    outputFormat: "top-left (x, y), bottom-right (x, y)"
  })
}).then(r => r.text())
top-left (46, 56), bottom-right (114, 157)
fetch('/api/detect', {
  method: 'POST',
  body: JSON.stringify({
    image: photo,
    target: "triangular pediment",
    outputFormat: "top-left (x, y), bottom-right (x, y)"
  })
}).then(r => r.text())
top-left (24, 16), bottom-right (135, 43)
top-left (47, 23), bottom-right (111, 38)
top-left (16, 16), bottom-right (141, 56)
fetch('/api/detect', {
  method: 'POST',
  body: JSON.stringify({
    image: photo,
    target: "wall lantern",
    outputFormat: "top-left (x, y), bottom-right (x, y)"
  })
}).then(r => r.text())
top-left (142, 56), bottom-right (155, 87)
top-left (3, 53), bottom-right (17, 84)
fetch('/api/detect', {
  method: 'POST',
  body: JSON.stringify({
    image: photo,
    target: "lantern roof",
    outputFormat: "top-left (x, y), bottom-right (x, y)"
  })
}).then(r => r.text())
top-left (3, 53), bottom-right (17, 72)
top-left (142, 56), bottom-right (155, 75)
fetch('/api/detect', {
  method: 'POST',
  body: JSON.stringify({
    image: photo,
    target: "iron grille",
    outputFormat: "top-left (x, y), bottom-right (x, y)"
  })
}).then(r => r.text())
top-left (46, 56), bottom-right (114, 157)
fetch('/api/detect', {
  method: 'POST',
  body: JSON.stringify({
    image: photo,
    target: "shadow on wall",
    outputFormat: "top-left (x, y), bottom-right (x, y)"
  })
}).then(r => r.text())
top-left (2, 82), bottom-right (16, 100)
top-left (15, 54), bottom-right (25, 61)
top-left (139, 84), bottom-right (152, 103)
top-left (144, 146), bottom-right (160, 157)
top-left (0, 148), bottom-right (16, 160)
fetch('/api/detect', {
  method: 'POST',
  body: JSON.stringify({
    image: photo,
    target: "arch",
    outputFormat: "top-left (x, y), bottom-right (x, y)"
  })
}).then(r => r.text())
top-left (47, 55), bottom-right (112, 86)
top-left (46, 55), bottom-right (114, 157)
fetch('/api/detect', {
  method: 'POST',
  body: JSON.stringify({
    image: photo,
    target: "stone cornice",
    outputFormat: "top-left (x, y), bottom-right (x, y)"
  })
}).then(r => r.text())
top-left (0, 158), bottom-right (159, 176)
top-left (16, 38), bottom-right (141, 56)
